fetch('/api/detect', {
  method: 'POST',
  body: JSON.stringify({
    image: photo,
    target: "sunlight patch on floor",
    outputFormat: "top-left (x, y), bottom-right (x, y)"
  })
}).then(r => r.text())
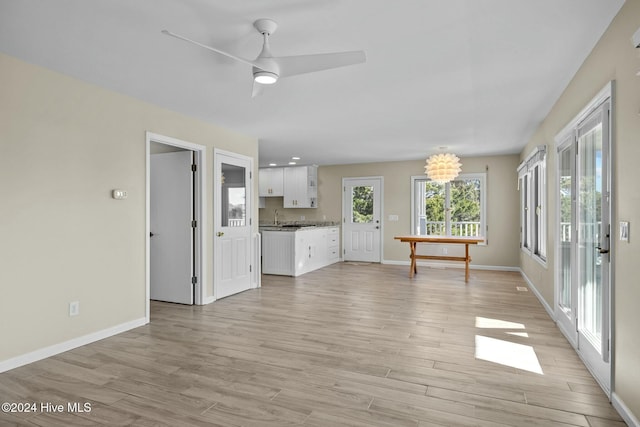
top-left (475, 335), bottom-right (543, 374)
top-left (506, 331), bottom-right (530, 338)
top-left (475, 316), bottom-right (525, 329)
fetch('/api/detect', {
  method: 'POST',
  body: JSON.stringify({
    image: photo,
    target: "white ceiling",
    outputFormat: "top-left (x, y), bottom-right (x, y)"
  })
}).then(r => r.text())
top-left (0, 0), bottom-right (625, 167)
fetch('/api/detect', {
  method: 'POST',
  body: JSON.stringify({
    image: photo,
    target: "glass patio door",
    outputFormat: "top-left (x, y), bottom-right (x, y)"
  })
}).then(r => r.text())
top-left (556, 139), bottom-right (577, 346)
top-left (576, 103), bottom-right (610, 390)
top-left (556, 99), bottom-right (611, 394)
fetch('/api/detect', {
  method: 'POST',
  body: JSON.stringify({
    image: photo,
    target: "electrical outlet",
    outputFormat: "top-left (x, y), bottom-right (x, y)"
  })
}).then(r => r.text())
top-left (300, 215), bottom-right (305, 220)
top-left (442, 247), bottom-right (448, 255)
top-left (69, 301), bottom-right (80, 317)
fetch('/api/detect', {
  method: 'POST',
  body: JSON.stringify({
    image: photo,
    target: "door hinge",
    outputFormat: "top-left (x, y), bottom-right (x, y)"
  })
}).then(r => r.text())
top-left (250, 171), bottom-right (252, 179)
top-left (191, 164), bottom-right (197, 172)
top-left (191, 220), bottom-right (197, 228)
top-left (250, 218), bottom-right (252, 225)
top-left (249, 265), bottom-right (252, 272)
top-left (191, 276), bottom-right (198, 285)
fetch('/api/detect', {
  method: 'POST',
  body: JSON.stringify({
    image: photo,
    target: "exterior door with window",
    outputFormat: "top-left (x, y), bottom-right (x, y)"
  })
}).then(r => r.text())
top-left (214, 150), bottom-right (253, 299)
top-left (343, 178), bottom-right (382, 262)
top-left (555, 98), bottom-right (611, 393)
top-left (577, 102), bottom-right (611, 390)
top-left (556, 138), bottom-right (577, 347)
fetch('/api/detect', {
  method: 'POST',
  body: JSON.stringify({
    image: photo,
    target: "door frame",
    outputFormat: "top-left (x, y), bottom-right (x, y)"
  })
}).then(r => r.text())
top-left (146, 132), bottom-right (206, 321)
top-left (341, 176), bottom-right (384, 262)
top-left (553, 81), bottom-right (614, 396)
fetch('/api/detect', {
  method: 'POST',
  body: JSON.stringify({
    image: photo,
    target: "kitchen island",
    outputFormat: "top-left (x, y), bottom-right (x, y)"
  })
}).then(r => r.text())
top-left (260, 224), bottom-right (340, 276)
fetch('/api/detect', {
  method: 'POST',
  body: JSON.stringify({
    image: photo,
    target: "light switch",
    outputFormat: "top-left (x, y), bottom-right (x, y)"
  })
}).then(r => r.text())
top-left (620, 221), bottom-right (630, 242)
top-left (388, 214), bottom-right (399, 221)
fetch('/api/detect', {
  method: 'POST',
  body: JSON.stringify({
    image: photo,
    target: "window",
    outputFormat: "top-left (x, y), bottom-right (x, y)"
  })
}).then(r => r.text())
top-left (518, 146), bottom-right (547, 262)
top-left (411, 173), bottom-right (486, 239)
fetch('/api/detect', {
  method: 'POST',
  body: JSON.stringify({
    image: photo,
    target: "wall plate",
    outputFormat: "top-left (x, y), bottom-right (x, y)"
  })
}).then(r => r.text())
top-left (619, 221), bottom-right (630, 242)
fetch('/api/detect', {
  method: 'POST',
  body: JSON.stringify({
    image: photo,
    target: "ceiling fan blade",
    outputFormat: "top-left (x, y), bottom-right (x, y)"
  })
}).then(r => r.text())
top-left (161, 30), bottom-right (260, 69)
top-left (276, 51), bottom-right (366, 78)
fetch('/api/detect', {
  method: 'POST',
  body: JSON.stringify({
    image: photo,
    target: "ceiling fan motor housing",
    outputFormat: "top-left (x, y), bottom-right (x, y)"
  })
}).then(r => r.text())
top-left (253, 18), bottom-right (278, 35)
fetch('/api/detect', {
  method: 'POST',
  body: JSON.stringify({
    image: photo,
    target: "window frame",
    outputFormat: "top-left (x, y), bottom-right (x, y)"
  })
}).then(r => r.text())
top-left (518, 146), bottom-right (547, 265)
top-left (410, 173), bottom-right (487, 243)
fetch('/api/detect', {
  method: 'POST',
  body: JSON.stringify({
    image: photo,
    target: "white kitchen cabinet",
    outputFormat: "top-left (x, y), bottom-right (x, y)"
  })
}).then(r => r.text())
top-left (283, 166), bottom-right (317, 208)
top-left (259, 167), bottom-right (284, 197)
top-left (261, 230), bottom-right (295, 275)
top-left (327, 227), bottom-right (339, 261)
top-left (261, 226), bottom-right (339, 276)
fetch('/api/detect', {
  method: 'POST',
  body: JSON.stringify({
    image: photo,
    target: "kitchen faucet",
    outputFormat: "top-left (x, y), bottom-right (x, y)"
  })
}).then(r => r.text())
top-left (274, 209), bottom-right (279, 225)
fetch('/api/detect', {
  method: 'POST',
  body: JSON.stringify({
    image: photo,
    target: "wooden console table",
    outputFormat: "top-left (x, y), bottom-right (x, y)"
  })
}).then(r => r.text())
top-left (394, 235), bottom-right (485, 282)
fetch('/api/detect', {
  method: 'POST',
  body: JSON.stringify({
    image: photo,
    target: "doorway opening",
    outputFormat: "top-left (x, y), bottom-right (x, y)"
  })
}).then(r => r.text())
top-left (145, 132), bottom-right (206, 321)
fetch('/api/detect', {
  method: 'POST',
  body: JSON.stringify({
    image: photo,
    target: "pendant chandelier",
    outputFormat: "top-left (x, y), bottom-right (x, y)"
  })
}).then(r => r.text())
top-left (424, 152), bottom-right (462, 184)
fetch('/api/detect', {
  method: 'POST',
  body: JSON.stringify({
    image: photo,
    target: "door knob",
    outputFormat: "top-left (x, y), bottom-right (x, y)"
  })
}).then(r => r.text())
top-left (597, 246), bottom-right (609, 254)
top-left (150, 232), bottom-right (155, 237)
top-left (375, 226), bottom-right (380, 229)
top-left (217, 232), bottom-right (224, 237)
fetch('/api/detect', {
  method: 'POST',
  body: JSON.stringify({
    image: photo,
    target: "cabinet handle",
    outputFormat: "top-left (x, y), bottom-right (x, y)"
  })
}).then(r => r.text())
top-left (217, 232), bottom-right (224, 237)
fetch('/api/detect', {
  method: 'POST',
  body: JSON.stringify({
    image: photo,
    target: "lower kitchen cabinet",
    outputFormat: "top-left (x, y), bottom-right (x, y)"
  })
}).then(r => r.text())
top-left (261, 226), bottom-right (339, 276)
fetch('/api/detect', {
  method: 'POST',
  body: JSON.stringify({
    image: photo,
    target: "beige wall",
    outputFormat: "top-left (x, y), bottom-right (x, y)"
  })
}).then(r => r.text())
top-left (260, 155), bottom-right (521, 268)
top-left (0, 53), bottom-right (258, 362)
top-left (518, 0), bottom-right (640, 420)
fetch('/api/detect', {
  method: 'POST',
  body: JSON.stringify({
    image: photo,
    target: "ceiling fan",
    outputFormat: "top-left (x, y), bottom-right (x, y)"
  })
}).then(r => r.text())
top-left (162, 18), bottom-right (366, 97)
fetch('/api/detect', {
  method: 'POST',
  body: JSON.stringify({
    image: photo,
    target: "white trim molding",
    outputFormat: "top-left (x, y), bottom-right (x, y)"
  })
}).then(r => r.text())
top-left (0, 318), bottom-right (147, 373)
top-left (519, 269), bottom-right (555, 320)
top-left (612, 392), bottom-right (640, 427)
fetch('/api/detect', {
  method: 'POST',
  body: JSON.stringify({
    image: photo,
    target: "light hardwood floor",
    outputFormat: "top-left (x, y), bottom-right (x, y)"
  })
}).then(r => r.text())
top-left (0, 264), bottom-right (626, 426)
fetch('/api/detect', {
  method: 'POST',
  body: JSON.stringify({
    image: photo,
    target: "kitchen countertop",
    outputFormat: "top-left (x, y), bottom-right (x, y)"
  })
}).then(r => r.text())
top-left (259, 222), bottom-right (339, 231)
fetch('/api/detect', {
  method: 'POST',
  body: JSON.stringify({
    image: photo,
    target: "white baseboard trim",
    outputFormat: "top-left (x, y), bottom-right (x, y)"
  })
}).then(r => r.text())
top-left (518, 269), bottom-right (555, 320)
top-left (382, 259), bottom-right (520, 272)
top-left (613, 392), bottom-right (640, 427)
top-left (0, 317), bottom-right (147, 374)
top-left (203, 296), bottom-right (216, 305)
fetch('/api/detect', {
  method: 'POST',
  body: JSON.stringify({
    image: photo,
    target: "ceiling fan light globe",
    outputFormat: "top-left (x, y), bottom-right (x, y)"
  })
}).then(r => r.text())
top-left (254, 71), bottom-right (278, 84)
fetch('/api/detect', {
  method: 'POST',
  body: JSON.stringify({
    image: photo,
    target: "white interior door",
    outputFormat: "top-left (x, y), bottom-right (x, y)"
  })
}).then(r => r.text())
top-left (150, 151), bottom-right (193, 304)
top-left (215, 150), bottom-right (252, 299)
top-left (343, 177), bottom-right (382, 262)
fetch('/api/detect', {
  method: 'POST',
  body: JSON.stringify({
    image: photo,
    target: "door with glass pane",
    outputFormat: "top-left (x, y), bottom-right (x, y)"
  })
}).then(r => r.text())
top-left (556, 101), bottom-right (611, 393)
top-left (343, 177), bottom-right (382, 262)
top-left (556, 138), bottom-right (577, 346)
top-left (577, 103), bottom-right (610, 391)
top-left (214, 150), bottom-right (253, 299)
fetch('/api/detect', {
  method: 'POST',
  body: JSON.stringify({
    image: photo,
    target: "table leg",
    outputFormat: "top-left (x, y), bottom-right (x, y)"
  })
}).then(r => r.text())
top-left (465, 244), bottom-right (469, 283)
top-left (409, 242), bottom-right (417, 278)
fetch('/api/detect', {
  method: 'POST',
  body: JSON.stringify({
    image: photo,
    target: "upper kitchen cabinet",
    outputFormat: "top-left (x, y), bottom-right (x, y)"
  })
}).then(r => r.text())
top-left (284, 165), bottom-right (317, 208)
top-left (259, 167), bottom-right (284, 197)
